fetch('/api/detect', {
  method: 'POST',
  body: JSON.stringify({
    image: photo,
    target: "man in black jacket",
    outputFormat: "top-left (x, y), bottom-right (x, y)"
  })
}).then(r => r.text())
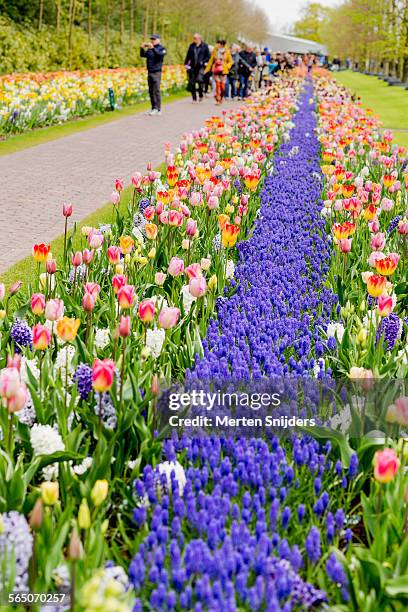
top-left (238, 44), bottom-right (257, 99)
top-left (140, 34), bottom-right (167, 115)
top-left (184, 33), bottom-right (210, 102)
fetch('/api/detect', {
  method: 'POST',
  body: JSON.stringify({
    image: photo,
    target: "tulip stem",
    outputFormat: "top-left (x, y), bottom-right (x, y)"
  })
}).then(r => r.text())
top-left (70, 561), bottom-right (76, 612)
top-left (63, 217), bottom-right (68, 269)
top-left (7, 413), bottom-right (14, 457)
top-left (119, 337), bottom-right (127, 406)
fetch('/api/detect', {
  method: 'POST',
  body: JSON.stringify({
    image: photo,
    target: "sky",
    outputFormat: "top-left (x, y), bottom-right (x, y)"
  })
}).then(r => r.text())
top-left (251, 0), bottom-right (340, 34)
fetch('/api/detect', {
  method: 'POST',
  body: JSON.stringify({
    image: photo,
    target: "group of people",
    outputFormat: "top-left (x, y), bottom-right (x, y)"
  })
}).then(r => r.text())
top-left (140, 33), bottom-right (320, 114)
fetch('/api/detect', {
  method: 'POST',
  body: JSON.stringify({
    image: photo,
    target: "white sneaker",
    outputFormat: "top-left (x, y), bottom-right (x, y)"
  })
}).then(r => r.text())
top-left (150, 109), bottom-right (161, 116)
top-left (146, 109), bottom-right (155, 115)
top-left (155, 110), bottom-right (162, 116)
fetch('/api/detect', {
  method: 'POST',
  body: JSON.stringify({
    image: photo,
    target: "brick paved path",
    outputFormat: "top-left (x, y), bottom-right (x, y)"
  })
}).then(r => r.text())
top-left (0, 97), bottom-right (236, 274)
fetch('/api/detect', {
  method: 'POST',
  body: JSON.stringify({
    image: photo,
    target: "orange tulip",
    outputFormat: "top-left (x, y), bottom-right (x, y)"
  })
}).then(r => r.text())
top-left (119, 235), bottom-right (134, 255)
top-left (32, 243), bottom-right (51, 262)
top-left (32, 324), bottom-right (51, 350)
top-left (218, 214), bottom-right (230, 231)
top-left (222, 223), bottom-right (240, 248)
top-left (366, 274), bottom-right (387, 297)
top-left (375, 253), bottom-right (399, 276)
top-left (145, 223), bottom-right (158, 240)
top-left (56, 317), bottom-right (80, 342)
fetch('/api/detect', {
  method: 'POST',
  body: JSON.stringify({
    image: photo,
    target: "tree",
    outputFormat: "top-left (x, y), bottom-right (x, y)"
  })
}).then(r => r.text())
top-left (292, 2), bottom-right (329, 42)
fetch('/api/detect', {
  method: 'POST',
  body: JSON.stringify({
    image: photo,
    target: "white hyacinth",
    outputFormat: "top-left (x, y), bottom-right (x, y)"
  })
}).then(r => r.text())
top-left (94, 328), bottom-right (111, 351)
top-left (326, 322), bottom-right (345, 343)
top-left (226, 259), bottom-right (235, 280)
top-left (20, 357), bottom-right (40, 383)
top-left (30, 424), bottom-right (65, 456)
top-left (145, 327), bottom-right (165, 359)
top-left (156, 460), bottom-right (187, 497)
top-left (181, 284), bottom-right (196, 314)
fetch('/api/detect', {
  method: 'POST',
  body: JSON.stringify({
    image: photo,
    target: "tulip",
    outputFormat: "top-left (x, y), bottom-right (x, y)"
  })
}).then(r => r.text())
top-left (82, 249), bottom-right (94, 265)
top-left (373, 448), bottom-right (399, 484)
top-left (88, 229), bottom-right (104, 249)
top-left (115, 178), bottom-right (124, 192)
top-left (62, 203), bottom-right (73, 217)
top-left (7, 355), bottom-right (21, 371)
top-left (82, 292), bottom-right (95, 312)
top-left (339, 238), bottom-right (352, 253)
top-left (148, 247), bottom-right (156, 259)
top-left (32, 324), bottom-right (51, 350)
top-left (0, 367), bottom-right (20, 398)
top-left (370, 233), bottom-right (385, 251)
top-left (366, 274), bottom-right (387, 297)
top-left (31, 293), bottom-right (46, 315)
top-left (91, 479), bottom-right (109, 506)
top-left (84, 282), bottom-right (100, 300)
top-left (92, 359), bottom-right (115, 392)
top-left (118, 284), bottom-right (135, 309)
top-left (158, 307), bottom-right (180, 329)
top-left (0, 283), bottom-right (4, 301)
top-left (9, 281), bottom-right (22, 296)
top-left (7, 385), bottom-right (28, 413)
top-left (398, 220), bottom-right (408, 235)
top-left (46, 259), bottom-right (57, 274)
top-left (112, 274), bottom-right (128, 294)
top-left (208, 275), bottom-right (218, 291)
top-left (186, 219), bottom-right (198, 237)
top-left (168, 257), bottom-right (184, 277)
top-left (185, 263), bottom-right (202, 279)
top-left (201, 257), bottom-right (211, 271)
top-left (131, 172), bottom-right (142, 189)
top-left (386, 397), bottom-right (408, 426)
top-left (33, 243), bottom-right (51, 263)
top-left (119, 315), bottom-right (131, 337)
top-left (222, 223), bottom-right (240, 248)
top-left (41, 481), bottom-right (59, 506)
top-left (144, 206), bottom-right (156, 220)
top-left (207, 195), bottom-right (219, 210)
top-left (29, 498), bottom-right (44, 530)
top-left (145, 223), bottom-right (158, 240)
top-left (155, 272), bottom-right (167, 286)
top-left (378, 294), bottom-right (393, 317)
top-left (68, 527), bottom-right (83, 560)
top-left (71, 251), bottom-right (83, 267)
top-left (107, 246), bottom-right (121, 265)
top-left (119, 235), bottom-right (134, 254)
top-left (56, 317), bottom-right (80, 342)
top-left (138, 299), bottom-right (155, 323)
top-left (375, 253), bottom-right (399, 276)
top-left (78, 498), bottom-right (91, 529)
top-left (45, 298), bottom-right (64, 321)
top-left (189, 276), bottom-right (207, 298)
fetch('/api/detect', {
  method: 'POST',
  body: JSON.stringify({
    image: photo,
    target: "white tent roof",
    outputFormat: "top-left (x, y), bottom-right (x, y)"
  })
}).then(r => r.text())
top-left (264, 33), bottom-right (327, 55)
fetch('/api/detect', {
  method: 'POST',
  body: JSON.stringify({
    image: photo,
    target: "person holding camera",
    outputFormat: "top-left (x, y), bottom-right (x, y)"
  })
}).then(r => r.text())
top-left (140, 34), bottom-right (167, 116)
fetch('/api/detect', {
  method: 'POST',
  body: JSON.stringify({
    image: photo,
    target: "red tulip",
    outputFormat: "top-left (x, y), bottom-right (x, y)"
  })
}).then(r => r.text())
top-left (138, 299), bottom-right (155, 323)
top-left (92, 359), bottom-right (115, 392)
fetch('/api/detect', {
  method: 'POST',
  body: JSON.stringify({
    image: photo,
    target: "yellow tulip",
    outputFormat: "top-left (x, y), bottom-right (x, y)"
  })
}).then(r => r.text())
top-left (41, 481), bottom-right (59, 506)
top-left (91, 479), bottom-right (108, 507)
top-left (56, 316), bottom-right (80, 342)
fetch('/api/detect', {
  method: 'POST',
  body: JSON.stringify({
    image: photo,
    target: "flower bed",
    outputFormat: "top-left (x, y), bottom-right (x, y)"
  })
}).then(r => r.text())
top-left (0, 69), bottom-right (408, 610)
top-left (0, 66), bottom-right (186, 135)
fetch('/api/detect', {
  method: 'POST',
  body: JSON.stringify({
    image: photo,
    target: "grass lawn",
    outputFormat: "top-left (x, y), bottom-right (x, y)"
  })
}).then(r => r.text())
top-left (0, 90), bottom-right (187, 156)
top-left (333, 71), bottom-right (408, 148)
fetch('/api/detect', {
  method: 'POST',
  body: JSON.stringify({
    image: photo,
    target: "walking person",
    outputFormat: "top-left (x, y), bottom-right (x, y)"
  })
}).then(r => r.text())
top-left (226, 44), bottom-right (240, 100)
top-left (184, 33), bottom-right (210, 103)
top-left (204, 39), bottom-right (233, 105)
top-left (140, 34), bottom-right (166, 116)
top-left (238, 44), bottom-right (257, 99)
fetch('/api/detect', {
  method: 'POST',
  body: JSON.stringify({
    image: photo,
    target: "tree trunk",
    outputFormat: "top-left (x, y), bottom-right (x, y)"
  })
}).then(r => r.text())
top-left (144, 6), bottom-right (149, 40)
top-left (120, 0), bottom-right (125, 41)
top-left (88, 0), bottom-right (92, 43)
top-left (68, 0), bottom-right (77, 69)
top-left (402, 1), bottom-right (408, 82)
top-left (56, 0), bottom-right (61, 33)
top-left (129, 0), bottom-right (134, 40)
top-left (104, 4), bottom-right (110, 66)
top-left (38, 0), bottom-right (44, 30)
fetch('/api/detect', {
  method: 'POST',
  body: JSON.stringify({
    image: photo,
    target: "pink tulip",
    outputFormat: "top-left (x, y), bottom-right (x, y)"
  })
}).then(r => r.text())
top-left (88, 229), bottom-right (104, 249)
top-left (186, 219), bottom-right (198, 237)
top-left (189, 192), bottom-right (202, 206)
top-left (7, 384), bottom-right (28, 413)
top-left (370, 232), bottom-right (385, 251)
top-left (378, 294), bottom-right (393, 317)
top-left (119, 315), bottom-right (131, 337)
top-left (92, 359), bottom-right (115, 392)
top-left (373, 448), bottom-right (399, 483)
top-left (84, 282), bottom-right (100, 299)
top-left (386, 397), bottom-right (408, 425)
top-left (169, 211), bottom-right (183, 227)
top-left (381, 197), bottom-right (394, 212)
top-left (368, 218), bottom-right (380, 233)
top-left (112, 274), bottom-right (127, 294)
top-left (63, 203), bottom-right (73, 217)
top-left (155, 272), bottom-right (167, 286)
top-left (115, 178), bottom-right (124, 192)
top-left (118, 284), bottom-right (135, 309)
top-left (107, 246), bottom-right (121, 265)
top-left (144, 206), bottom-right (156, 220)
top-left (158, 307), bottom-right (180, 329)
top-left (132, 172), bottom-right (142, 189)
top-left (138, 299), bottom-right (155, 323)
top-left (207, 195), bottom-right (219, 210)
top-left (159, 211), bottom-right (169, 225)
top-left (82, 292), bottom-right (95, 312)
top-left (185, 263), bottom-right (202, 279)
top-left (31, 293), bottom-right (46, 315)
top-left (339, 239), bottom-right (352, 253)
top-left (398, 221), bottom-right (408, 235)
top-left (0, 283), bottom-right (5, 300)
top-left (71, 251), bottom-right (83, 267)
top-left (168, 257), bottom-right (184, 277)
top-left (189, 276), bottom-right (207, 298)
top-left (46, 259), bottom-right (57, 274)
top-left (45, 298), bottom-right (64, 321)
top-left (0, 367), bottom-right (20, 398)
top-left (32, 324), bottom-right (51, 350)
top-left (7, 355), bottom-right (21, 371)
top-left (82, 249), bottom-right (94, 265)
top-left (110, 191), bottom-right (120, 205)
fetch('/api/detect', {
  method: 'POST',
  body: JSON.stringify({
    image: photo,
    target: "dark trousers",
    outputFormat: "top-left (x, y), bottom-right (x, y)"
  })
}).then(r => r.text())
top-left (226, 74), bottom-right (237, 98)
top-left (239, 74), bottom-right (250, 98)
top-left (148, 71), bottom-right (162, 110)
top-left (189, 71), bottom-right (203, 101)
